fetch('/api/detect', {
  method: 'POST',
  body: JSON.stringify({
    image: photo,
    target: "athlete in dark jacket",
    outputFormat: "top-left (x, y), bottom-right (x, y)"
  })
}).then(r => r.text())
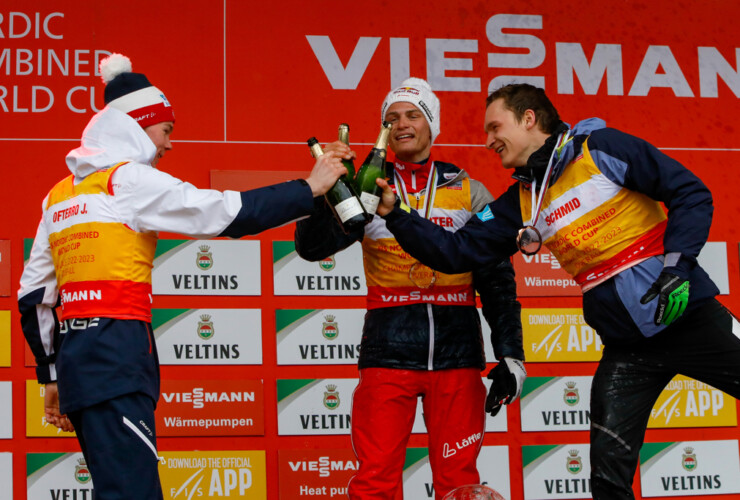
top-left (374, 83), bottom-right (740, 500)
top-left (295, 78), bottom-right (524, 500)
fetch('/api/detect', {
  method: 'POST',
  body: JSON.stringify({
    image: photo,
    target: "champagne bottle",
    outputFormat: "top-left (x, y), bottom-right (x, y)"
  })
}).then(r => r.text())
top-left (307, 137), bottom-right (369, 234)
top-left (354, 121), bottom-right (392, 216)
top-left (337, 123), bottom-right (356, 179)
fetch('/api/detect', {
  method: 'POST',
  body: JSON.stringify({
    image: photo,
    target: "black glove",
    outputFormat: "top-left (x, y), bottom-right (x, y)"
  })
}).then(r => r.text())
top-left (639, 271), bottom-right (690, 326)
top-left (485, 357), bottom-right (527, 417)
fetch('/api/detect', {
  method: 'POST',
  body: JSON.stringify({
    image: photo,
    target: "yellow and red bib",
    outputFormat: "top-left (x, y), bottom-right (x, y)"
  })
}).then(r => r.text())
top-left (45, 163), bottom-right (157, 320)
top-left (520, 140), bottom-right (667, 290)
top-left (363, 176), bottom-right (476, 309)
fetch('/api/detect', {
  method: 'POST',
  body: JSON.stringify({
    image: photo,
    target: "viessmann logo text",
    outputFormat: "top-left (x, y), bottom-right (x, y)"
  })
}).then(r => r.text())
top-left (162, 388), bottom-right (255, 409)
top-left (288, 456), bottom-right (359, 478)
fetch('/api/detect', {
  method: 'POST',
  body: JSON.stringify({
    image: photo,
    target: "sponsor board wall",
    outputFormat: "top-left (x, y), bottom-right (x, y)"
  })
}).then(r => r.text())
top-left (2, 1), bottom-right (740, 499)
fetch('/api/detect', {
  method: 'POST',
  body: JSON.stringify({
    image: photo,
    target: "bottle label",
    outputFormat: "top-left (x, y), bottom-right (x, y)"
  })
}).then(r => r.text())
top-left (335, 197), bottom-right (365, 222)
top-left (360, 192), bottom-right (381, 215)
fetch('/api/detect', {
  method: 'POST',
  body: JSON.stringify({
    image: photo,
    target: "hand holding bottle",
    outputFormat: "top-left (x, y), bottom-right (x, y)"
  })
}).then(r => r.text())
top-left (305, 150), bottom-right (347, 197)
top-left (374, 177), bottom-right (398, 217)
top-left (307, 137), bottom-right (369, 233)
top-left (354, 121), bottom-right (392, 215)
top-left (321, 140), bottom-right (356, 170)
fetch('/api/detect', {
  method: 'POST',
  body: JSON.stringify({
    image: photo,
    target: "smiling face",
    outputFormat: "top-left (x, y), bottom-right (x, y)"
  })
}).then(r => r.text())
top-left (484, 98), bottom-right (550, 169)
top-left (384, 101), bottom-right (432, 162)
top-left (144, 121), bottom-right (174, 167)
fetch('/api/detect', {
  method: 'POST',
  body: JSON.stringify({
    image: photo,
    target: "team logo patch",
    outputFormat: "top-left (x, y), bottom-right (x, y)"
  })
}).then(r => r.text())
top-left (322, 315), bottom-right (338, 340)
top-left (566, 449), bottom-right (582, 475)
top-left (75, 458), bottom-right (92, 484)
top-left (197, 314), bottom-right (214, 340)
top-left (319, 256), bottom-right (336, 271)
top-left (682, 447), bottom-right (697, 471)
top-left (323, 384), bottom-right (340, 410)
top-left (196, 245), bottom-right (213, 270)
top-left (476, 206), bottom-right (494, 222)
top-left (563, 381), bottom-right (579, 406)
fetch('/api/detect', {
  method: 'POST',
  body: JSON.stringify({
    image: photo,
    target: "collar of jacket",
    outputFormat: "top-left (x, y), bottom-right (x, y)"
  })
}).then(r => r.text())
top-left (511, 121), bottom-right (570, 188)
top-left (391, 155), bottom-right (431, 194)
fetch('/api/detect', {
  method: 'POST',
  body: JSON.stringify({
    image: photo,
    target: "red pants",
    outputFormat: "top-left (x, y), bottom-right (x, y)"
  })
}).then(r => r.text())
top-left (348, 367), bottom-right (486, 499)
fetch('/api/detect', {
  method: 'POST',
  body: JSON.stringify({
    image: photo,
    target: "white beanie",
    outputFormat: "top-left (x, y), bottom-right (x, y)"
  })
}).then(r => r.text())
top-left (381, 77), bottom-right (440, 143)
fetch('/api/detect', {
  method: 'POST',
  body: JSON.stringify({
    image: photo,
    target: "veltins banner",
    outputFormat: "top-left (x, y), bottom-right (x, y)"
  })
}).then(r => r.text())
top-left (275, 309), bottom-right (363, 366)
top-left (640, 440), bottom-right (740, 497)
top-left (272, 241), bottom-right (366, 296)
top-left (0, 382), bottom-right (11, 439)
top-left (27, 453), bottom-right (94, 499)
top-left (522, 444), bottom-right (592, 499)
top-left (152, 240), bottom-right (261, 296)
top-left (0, 453), bottom-right (10, 500)
top-left (153, 308), bottom-right (262, 365)
top-left (521, 376), bottom-right (593, 432)
top-left (402, 446), bottom-right (511, 500)
top-left (277, 379), bottom-right (355, 436)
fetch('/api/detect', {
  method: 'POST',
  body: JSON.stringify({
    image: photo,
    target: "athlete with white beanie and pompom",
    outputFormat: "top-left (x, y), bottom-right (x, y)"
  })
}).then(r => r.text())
top-left (295, 77), bottom-right (525, 499)
top-left (19, 53), bottom-right (348, 499)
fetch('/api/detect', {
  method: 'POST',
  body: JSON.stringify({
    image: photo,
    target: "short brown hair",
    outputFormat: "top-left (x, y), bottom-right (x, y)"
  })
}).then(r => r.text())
top-left (486, 84), bottom-right (561, 134)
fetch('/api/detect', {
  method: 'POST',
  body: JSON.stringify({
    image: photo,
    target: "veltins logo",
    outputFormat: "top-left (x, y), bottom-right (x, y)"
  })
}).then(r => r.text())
top-left (74, 458), bottom-right (91, 484)
top-left (682, 447), bottom-right (697, 471)
top-left (197, 245), bottom-right (213, 270)
top-left (322, 315), bottom-right (338, 340)
top-left (566, 450), bottom-right (582, 475)
top-left (563, 381), bottom-right (579, 406)
top-left (319, 256), bottom-right (335, 271)
top-left (198, 314), bottom-right (214, 340)
top-left (323, 385), bottom-right (340, 410)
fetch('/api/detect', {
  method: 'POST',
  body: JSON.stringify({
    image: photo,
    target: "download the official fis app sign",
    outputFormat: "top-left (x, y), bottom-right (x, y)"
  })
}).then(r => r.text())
top-left (523, 308), bottom-right (603, 362)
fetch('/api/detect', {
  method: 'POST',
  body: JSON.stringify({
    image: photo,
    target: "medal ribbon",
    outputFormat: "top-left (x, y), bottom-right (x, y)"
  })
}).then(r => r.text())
top-left (528, 131), bottom-right (572, 227)
top-left (393, 161), bottom-right (438, 219)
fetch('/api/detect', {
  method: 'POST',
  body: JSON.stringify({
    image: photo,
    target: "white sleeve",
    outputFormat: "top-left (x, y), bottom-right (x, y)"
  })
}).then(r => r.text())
top-left (18, 210), bottom-right (60, 382)
top-left (111, 163), bottom-right (243, 238)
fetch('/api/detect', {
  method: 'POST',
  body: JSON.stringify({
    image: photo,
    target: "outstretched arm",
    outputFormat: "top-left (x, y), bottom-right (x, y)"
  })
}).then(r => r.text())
top-left (115, 152), bottom-right (348, 239)
top-left (295, 197), bottom-right (363, 261)
top-left (377, 178), bottom-right (522, 274)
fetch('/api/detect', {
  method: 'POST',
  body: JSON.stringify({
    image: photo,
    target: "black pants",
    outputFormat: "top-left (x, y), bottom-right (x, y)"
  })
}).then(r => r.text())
top-left (589, 299), bottom-right (740, 499)
top-left (68, 392), bottom-right (163, 500)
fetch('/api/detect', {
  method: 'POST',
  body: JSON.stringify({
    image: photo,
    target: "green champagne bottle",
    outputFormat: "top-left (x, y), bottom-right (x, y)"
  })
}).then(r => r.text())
top-left (354, 121), bottom-right (392, 216)
top-left (337, 123), bottom-right (356, 179)
top-left (307, 137), bottom-right (369, 234)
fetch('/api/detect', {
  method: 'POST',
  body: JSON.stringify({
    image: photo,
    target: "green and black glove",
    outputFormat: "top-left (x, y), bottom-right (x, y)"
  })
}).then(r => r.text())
top-left (640, 271), bottom-right (690, 326)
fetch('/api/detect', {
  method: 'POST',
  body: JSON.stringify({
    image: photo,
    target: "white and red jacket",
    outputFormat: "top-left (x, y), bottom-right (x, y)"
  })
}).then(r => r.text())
top-left (19, 106), bottom-right (315, 390)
